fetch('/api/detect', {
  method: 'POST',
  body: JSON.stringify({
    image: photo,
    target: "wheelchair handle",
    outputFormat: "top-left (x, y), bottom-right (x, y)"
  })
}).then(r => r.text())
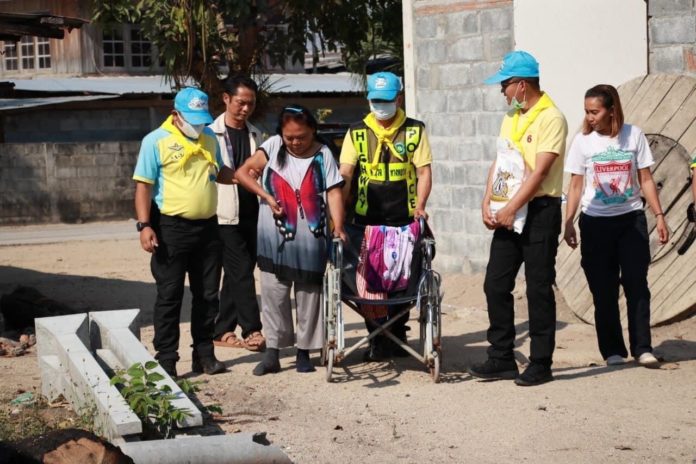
top-left (332, 237), bottom-right (343, 267)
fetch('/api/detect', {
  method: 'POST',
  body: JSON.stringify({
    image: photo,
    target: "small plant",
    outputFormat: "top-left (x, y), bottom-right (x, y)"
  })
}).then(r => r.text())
top-left (176, 378), bottom-right (222, 416)
top-left (110, 361), bottom-right (191, 439)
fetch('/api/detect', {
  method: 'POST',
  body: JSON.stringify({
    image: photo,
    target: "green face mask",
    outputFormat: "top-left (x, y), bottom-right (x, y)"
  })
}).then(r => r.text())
top-left (509, 82), bottom-right (526, 111)
top-left (510, 97), bottom-right (526, 111)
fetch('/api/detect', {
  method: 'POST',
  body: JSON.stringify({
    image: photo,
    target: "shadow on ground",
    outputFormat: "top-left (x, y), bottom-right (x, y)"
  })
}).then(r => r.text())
top-left (287, 317), bottom-right (565, 386)
top-left (0, 266), bottom-right (161, 328)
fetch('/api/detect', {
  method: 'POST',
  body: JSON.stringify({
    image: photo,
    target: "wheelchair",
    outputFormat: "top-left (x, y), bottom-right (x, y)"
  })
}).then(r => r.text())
top-left (320, 217), bottom-right (443, 383)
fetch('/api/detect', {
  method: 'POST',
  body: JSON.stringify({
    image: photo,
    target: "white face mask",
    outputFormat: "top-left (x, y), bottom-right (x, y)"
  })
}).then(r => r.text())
top-left (177, 116), bottom-right (205, 139)
top-left (369, 101), bottom-right (398, 120)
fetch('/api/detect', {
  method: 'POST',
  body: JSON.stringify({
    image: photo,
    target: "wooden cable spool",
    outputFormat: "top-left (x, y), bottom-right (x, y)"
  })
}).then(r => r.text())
top-left (557, 74), bottom-right (696, 326)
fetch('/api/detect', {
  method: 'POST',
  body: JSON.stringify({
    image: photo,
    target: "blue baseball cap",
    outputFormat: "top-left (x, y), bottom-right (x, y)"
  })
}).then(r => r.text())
top-left (483, 50), bottom-right (540, 85)
top-left (174, 87), bottom-right (213, 125)
top-left (367, 72), bottom-right (402, 101)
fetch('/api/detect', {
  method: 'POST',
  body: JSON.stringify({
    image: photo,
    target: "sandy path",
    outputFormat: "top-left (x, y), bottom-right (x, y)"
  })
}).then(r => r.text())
top-left (1, 236), bottom-right (695, 463)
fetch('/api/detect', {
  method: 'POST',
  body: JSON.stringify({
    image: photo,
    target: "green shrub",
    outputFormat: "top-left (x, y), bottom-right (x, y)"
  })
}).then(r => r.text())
top-left (110, 361), bottom-right (191, 439)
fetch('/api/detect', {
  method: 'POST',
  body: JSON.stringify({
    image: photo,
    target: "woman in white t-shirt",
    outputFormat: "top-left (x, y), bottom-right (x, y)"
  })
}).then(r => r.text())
top-left (563, 84), bottom-right (668, 368)
top-left (236, 105), bottom-right (347, 376)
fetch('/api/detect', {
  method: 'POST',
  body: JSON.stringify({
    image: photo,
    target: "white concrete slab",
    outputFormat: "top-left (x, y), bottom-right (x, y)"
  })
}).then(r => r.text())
top-left (89, 309), bottom-right (202, 427)
top-left (36, 314), bottom-right (142, 439)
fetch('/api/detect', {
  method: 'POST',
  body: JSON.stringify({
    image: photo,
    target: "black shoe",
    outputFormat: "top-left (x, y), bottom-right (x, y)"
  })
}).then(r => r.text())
top-left (191, 354), bottom-right (227, 375)
top-left (363, 336), bottom-right (391, 362)
top-left (159, 359), bottom-right (177, 378)
top-left (514, 363), bottom-right (553, 386)
top-left (390, 331), bottom-right (410, 358)
top-left (253, 348), bottom-right (281, 376)
top-left (467, 358), bottom-right (519, 380)
top-left (296, 349), bottom-right (316, 373)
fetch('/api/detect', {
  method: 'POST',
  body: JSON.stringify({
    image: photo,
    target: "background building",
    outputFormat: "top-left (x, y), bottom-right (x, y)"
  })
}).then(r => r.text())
top-left (403, 0), bottom-right (696, 272)
top-left (0, 0), bottom-right (366, 224)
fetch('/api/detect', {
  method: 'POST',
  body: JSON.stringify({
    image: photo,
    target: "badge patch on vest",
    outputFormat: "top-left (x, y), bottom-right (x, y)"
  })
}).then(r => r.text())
top-left (395, 142), bottom-right (405, 155)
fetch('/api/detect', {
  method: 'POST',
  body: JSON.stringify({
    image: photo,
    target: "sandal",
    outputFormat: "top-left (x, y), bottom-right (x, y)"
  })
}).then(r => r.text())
top-left (213, 332), bottom-right (247, 349)
top-left (244, 331), bottom-right (266, 352)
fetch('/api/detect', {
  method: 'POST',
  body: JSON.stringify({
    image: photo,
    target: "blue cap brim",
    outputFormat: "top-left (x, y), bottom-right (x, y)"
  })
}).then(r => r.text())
top-left (484, 70), bottom-right (539, 85)
top-left (483, 72), bottom-right (510, 85)
top-left (179, 111), bottom-right (213, 125)
top-left (367, 89), bottom-right (398, 101)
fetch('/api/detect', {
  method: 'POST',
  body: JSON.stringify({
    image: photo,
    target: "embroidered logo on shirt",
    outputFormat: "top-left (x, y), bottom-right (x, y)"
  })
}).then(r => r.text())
top-left (527, 134), bottom-right (532, 143)
top-left (168, 143), bottom-right (184, 152)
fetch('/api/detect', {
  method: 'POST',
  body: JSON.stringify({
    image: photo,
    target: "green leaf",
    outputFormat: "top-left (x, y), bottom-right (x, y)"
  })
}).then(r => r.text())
top-left (146, 372), bottom-right (165, 383)
top-left (145, 361), bottom-right (159, 370)
top-left (205, 404), bottom-right (223, 414)
top-left (127, 364), bottom-right (146, 379)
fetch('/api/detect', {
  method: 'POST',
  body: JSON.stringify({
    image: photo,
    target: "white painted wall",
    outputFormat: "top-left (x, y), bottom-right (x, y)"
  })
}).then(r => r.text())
top-left (514, 0), bottom-right (647, 138)
top-left (402, 0), bottom-right (416, 117)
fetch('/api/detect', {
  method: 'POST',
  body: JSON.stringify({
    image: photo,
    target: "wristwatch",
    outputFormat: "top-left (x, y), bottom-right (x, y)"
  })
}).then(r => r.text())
top-left (136, 221), bottom-right (152, 232)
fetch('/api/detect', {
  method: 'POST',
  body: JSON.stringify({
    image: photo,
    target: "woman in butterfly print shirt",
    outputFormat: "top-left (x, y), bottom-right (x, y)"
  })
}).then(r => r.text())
top-left (236, 105), bottom-right (346, 376)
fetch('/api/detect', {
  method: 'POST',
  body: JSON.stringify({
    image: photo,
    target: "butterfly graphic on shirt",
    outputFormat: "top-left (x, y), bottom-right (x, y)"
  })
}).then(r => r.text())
top-left (264, 153), bottom-right (327, 243)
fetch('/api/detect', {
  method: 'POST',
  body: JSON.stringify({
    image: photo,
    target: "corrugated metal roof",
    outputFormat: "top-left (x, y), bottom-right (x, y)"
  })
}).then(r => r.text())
top-left (268, 73), bottom-right (362, 94)
top-left (0, 11), bottom-right (89, 42)
top-left (9, 76), bottom-right (177, 94)
top-left (7, 73), bottom-right (363, 95)
top-left (0, 95), bottom-right (119, 111)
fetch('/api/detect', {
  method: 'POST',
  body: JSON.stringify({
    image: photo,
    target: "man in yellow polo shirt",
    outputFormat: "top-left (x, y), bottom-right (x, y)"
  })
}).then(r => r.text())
top-left (133, 87), bottom-right (236, 377)
top-left (469, 51), bottom-right (568, 386)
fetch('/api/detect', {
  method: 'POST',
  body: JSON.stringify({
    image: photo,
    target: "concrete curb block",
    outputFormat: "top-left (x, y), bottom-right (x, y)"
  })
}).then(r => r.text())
top-left (89, 309), bottom-right (202, 427)
top-left (36, 314), bottom-right (142, 439)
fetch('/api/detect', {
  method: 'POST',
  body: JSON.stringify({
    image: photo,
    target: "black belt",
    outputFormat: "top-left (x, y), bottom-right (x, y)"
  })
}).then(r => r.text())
top-left (529, 196), bottom-right (561, 207)
top-left (159, 213), bottom-right (217, 226)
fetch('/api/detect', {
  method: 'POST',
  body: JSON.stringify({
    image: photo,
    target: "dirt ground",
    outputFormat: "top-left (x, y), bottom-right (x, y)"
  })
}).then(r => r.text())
top-left (1, 223), bottom-right (695, 463)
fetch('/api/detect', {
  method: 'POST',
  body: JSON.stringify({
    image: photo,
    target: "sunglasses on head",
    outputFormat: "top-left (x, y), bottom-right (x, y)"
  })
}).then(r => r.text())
top-left (283, 106), bottom-right (305, 114)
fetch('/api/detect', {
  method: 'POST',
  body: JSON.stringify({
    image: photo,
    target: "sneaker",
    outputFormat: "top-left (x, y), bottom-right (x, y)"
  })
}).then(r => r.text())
top-left (191, 354), bottom-right (227, 375)
top-left (606, 355), bottom-right (626, 366)
top-left (467, 358), bottom-right (519, 380)
top-left (159, 359), bottom-right (177, 378)
top-left (637, 352), bottom-right (660, 368)
top-left (514, 363), bottom-right (553, 386)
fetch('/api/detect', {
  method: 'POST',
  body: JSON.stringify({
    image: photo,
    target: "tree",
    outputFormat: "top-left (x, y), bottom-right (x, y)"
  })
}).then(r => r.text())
top-left (92, 0), bottom-right (403, 99)
top-left (287, 0), bottom-right (403, 77)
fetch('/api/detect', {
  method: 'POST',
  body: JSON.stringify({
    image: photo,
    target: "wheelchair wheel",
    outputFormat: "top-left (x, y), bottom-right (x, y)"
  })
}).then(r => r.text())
top-left (431, 273), bottom-right (442, 348)
top-left (320, 284), bottom-right (330, 366)
top-left (320, 344), bottom-right (327, 366)
top-left (325, 348), bottom-right (335, 382)
top-left (430, 351), bottom-right (440, 383)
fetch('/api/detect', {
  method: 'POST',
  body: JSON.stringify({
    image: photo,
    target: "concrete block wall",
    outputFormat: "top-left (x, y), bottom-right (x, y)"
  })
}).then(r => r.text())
top-left (411, 0), bottom-right (514, 273)
top-left (648, 0), bottom-right (696, 75)
top-left (4, 108), bottom-right (166, 143)
top-left (0, 142), bottom-right (140, 224)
